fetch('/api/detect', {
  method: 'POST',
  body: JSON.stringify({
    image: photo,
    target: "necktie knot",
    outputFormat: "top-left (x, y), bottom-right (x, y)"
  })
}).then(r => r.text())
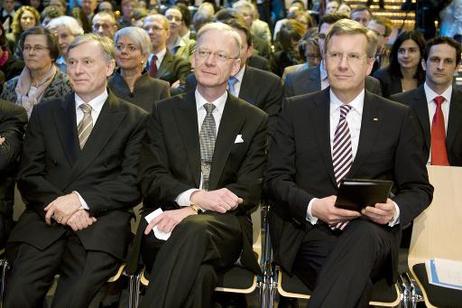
top-left (203, 103), bottom-right (215, 115)
top-left (339, 104), bottom-right (352, 119)
top-left (80, 103), bottom-right (92, 114)
top-left (434, 96), bottom-right (445, 107)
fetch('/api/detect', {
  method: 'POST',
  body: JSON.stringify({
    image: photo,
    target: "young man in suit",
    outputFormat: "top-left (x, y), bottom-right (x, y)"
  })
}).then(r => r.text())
top-left (392, 37), bottom-right (462, 166)
top-left (4, 34), bottom-right (148, 308)
top-left (284, 13), bottom-right (382, 98)
top-left (265, 19), bottom-right (433, 307)
top-left (143, 14), bottom-right (191, 85)
top-left (0, 100), bottom-right (27, 247)
top-left (139, 22), bottom-right (267, 308)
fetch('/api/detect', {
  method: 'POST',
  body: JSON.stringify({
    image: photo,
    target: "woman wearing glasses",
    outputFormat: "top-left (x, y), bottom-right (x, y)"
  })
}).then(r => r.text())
top-left (1, 27), bottom-right (72, 118)
top-left (109, 27), bottom-right (170, 113)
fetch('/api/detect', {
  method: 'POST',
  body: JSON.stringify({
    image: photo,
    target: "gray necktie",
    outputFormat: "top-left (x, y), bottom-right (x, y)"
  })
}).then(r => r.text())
top-left (77, 103), bottom-right (93, 149)
top-left (199, 103), bottom-right (216, 190)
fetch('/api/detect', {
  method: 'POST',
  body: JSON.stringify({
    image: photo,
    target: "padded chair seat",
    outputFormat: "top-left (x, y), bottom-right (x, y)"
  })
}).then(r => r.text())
top-left (413, 263), bottom-right (462, 308)
top-left (216, 266), bottom-right (256, 291)
top-left (280, 271), bottom-right (400, 304)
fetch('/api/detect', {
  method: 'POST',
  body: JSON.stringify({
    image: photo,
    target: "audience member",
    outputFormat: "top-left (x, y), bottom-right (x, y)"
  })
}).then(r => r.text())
top-left (233, 0), bottom-right (271, 44)
top-left (0, 23), bottom-right (24, 82)
top-left (350, 5), bottom-right (372, 26)
top-left (97, 1), bottom-right (114, 13)
top-left (138, 22), bottom-right (267, 308)
top-left (1, 27), bottom-right (72, 118)
top-left (165, 7), bottom-right (195, 60)
top-left (109, 26), bottom-right (170, 112)
top-left (49, 0), bottom-right (67, 14)
top-left (367, 16), bottom-right (393, 74)
top-left (0, 0), bottom-right (16, 33)
top-left (373, 30), bottom-right (426, 98)
top-left (119, 0), bottom-right (135, 28)
top-left (282, 31), bottom-right (321, 79)
top-left (4, 33), bottom-right (148, 308)
top-left (324, 0), bottom-right (339, 15)
top-left (0, 100), bottom-right (27, 247)
top-left (46, 16), bottom-right (84, 72)
top-left (40, 6), bottom-right (64, 27)
top-left (337, 2), bottom-right (351, 17)
top-left (92, 11), bottom-right (118, 39)
top-left (142, 14), bottom-right (191, 85)
top-left (6, 6), bottom-right (40, 52)
top-left (265, 19), bottom-right (433, 308)
top-left (392, 37), bottom-right (462, 166)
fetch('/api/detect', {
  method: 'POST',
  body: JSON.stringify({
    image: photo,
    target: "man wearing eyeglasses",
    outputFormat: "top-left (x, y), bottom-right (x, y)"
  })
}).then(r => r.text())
top-left (284, 13), bottom-right (382, 98)
top-left (91, 11), bottom-right (118, 39)
top-left (139, 22), bottom-right (267, 308)
top-left (266, 19), bottom-right (432, 307)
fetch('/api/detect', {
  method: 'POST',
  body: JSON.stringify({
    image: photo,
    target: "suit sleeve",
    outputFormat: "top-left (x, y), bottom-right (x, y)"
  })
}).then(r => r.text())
top-left (283, 74), bottom-right (295, 98)
top-left (264, 101), bottom-right (314, 224)
top-left (262, 76), bottom-right (283, 138)
top-left (0, 102), bottom-right (27, 172)
top-left (175, 59), bottom-right (192, 83)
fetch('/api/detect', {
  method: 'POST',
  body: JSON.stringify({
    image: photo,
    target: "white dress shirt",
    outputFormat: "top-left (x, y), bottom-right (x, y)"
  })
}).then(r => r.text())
top-left (73, 89), bottom-right (108, 210)
top-left (175, 89), bottom-right (228, 207)
top-left (148, 48), bottom-right (167, 71)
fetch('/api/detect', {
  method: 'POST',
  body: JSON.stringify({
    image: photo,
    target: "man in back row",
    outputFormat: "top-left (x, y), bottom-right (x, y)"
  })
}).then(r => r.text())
top-left (266, 19), bottom-right (433, 307)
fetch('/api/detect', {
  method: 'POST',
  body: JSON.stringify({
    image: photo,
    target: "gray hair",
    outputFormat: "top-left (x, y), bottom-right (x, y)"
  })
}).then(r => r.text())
top-left (46, 16), bottom-right (84, 36)
top-left (114, 26), bottom-right (152, 56)
top-left (68, 33), bottom-right (115, 62)
top-left (196, 22), bottom-right (242, 58)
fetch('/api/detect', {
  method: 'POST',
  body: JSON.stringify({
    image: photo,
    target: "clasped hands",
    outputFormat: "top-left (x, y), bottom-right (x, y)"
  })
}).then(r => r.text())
top-left (311, 195), bottom-right (396, 229)
top-left (44, 192), bottom-right (97, 231)
top-left (144, 188), bottom-right (242, 235)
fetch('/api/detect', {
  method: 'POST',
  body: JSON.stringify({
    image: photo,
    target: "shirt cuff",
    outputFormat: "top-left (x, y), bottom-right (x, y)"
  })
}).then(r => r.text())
top-left (175, 188), bottom-right (200, 207)
top-left (72, 191), bottom-right (88, 210)
top-left (306, 198), bottom-right (319, 225)
top-left (388, 201), bottom-right (400, 227)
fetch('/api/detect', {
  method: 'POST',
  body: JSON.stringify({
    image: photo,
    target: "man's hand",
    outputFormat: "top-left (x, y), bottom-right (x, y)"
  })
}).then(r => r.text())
top-left (311, 195), bottom-right (361, 225)
top-left (0, 136), bottom-right (5, 145)
top-left (361, 198), bottom-right (396, 225)
top-left (44, 193), bottom-right (82, 225)
top-left (144, 207), bottom-right (196, 235)
top-left (190, 188), bottom-right (243, 213)
top-left (66, 209), bottom-right (97, 231)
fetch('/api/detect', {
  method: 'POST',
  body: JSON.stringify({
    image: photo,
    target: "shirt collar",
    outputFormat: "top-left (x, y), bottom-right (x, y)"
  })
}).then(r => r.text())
top-left (154, 48), bottom-right (167, 59)
top-left (424, 82), bottom-right (452, 104)
top-left (233, 65), bottom-right (246, 83)
top-left (75, 89), bottom-right (108, 113)
top-left (330, 88), bottom-right (365, 115)
top-left (195, 89), bottom-right (228, 115)
top-left (320, 61), bottom-right (328, 81)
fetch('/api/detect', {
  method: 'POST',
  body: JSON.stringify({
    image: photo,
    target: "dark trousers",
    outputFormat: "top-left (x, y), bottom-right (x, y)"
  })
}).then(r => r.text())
top-left (139, 213), bottom-right (244, 308)
top-left (293, 219), bottom-right (396, 308)
top-left (4, 232), bottom-right (118, 308)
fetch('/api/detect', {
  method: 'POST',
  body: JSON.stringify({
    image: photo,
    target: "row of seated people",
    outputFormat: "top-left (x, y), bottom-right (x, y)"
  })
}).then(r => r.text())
top-left (0, 14), bottom-right (460, 308)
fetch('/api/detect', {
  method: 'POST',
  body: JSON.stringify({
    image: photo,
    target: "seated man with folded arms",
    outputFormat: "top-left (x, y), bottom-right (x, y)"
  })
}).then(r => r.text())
top-left (139, 22), bottom-right (267, 308)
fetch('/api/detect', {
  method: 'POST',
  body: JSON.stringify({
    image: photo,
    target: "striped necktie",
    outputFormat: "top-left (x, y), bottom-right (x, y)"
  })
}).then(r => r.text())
top-left (199, 103), bottom-right (216, 190)
top-left (332, 104), bottom-right (353, 186)
top-left (77, 103), bottom-right (93, 149)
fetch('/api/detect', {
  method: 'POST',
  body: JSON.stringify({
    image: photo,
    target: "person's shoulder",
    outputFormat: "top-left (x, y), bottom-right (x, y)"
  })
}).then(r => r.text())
top-left (233, 95), bottom-right (268, 121)
top-left (109, 92), bottom-right (148, 117)
top-left (287, 65), bottom-right (317, 81)
top-left (367, 91), bottom-right (411, 114)
top-left (372, 67), bottom-right (390, 80)
top-left (246, 66), bottom-right (280, 82)
top-left (0, 99), bottom-right (27, 117)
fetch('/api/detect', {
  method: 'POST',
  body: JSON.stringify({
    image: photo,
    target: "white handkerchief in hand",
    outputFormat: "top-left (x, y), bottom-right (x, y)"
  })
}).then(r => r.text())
top-left (144, 208), bottom-right (171, 241)
top-left (234, 134), bottom-right (244, 143)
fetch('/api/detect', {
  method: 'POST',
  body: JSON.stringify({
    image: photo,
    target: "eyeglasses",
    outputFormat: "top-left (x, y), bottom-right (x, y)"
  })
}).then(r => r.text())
top-left (195, 49), bottom-right (238, 63)
top-left (326, 51), bottom-right (369, 64)
top-left (115, 44), bottom-right (139, 53)
top-left (166, 15), bottom-right (182, 22)
top-left (23, 45), bottom-right (49, 52)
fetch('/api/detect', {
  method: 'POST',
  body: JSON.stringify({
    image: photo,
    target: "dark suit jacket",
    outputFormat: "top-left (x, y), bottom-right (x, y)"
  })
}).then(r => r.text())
top-left (0, 100), bottom-right (27, 218)
top-left (284, 64), bottom-right (382, 98)
top-left (182, 66), bottom-right (282, 134)
top-left (152, 50), bottom-right (191, 85)
top-left (391, 85), bottom-right (462, 166)
top-left (109, 71), bottom-right (170, 113)
top-left (140, 91), bottom-right (268, 273)
top-left (265, 88), bottom-right (433, 282)
top-left (9, 91), bottom-right (148, 259)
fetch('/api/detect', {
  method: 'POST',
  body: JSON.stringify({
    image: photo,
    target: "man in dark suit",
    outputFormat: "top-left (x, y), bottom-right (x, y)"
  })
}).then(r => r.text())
top-left (392, 37), bottom-right (462, 166)
top-left (284, 13), bottom-right (382, 98)
top-left (143, 14), bottom-right (191, 85)
top-left (139, 22), bottom-right (267, 308)
top-left (265, 19), bottom-right (433, 307)
top-left (0, 100), bottom-right (27, 247)
top-left (4, 34), bottom-right (147, 308)
top-left (181, 18), bottom-right (282, 134)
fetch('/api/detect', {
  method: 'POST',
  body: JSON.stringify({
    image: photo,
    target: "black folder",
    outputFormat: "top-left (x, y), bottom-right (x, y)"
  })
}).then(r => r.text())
top-left (335, 179), bottom-right (393, 212)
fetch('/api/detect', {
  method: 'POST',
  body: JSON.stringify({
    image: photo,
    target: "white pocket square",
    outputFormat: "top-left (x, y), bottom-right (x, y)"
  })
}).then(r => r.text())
top-left (234, 134), bottom-right (244, 143)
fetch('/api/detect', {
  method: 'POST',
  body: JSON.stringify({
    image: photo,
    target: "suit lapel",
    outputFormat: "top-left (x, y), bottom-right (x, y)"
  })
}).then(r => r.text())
top-left (446, 89), bottom-right (462, 155)
top-left (157, 51), bottom-right (172, 80)
top-left (312, 89), bottom-right (337, 186)
top-left (68, 92), bottom-right (125, 182)
top-left (238, 67), bottom-right (255, 104)
top-left (54, 93), bottom-right (79, 166)
top-left (209, 96), bottom-right (245, 189)
top-left (175, 92), bottom-right (201, 187)
top-left (413, 87), bottom-right (431, 152)
top-left (349, 92), bottom-right (383, 177)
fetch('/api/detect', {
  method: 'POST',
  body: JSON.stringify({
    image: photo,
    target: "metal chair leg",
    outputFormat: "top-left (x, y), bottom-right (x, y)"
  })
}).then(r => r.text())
top-left (128, 273), bottom-right (141, 308)
top-left (0, 259), bottom-right (9, 308)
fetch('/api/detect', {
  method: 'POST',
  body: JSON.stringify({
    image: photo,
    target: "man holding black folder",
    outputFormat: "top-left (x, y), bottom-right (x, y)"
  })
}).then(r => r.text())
top-left (265, 19), bottom-right (433, 307)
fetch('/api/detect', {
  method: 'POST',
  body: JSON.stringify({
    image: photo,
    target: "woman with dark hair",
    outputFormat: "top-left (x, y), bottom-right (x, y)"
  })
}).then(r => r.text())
top-left (6, 6), bottom-right (40, 51)
top-left (0, 22), bottom-right (24, 85)
top-left (373, 30), bottom-right (426, 98)
top-left (1, 26), bottom-right (72, 117)
top-left (271, 19), bottom-right (305, 77)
